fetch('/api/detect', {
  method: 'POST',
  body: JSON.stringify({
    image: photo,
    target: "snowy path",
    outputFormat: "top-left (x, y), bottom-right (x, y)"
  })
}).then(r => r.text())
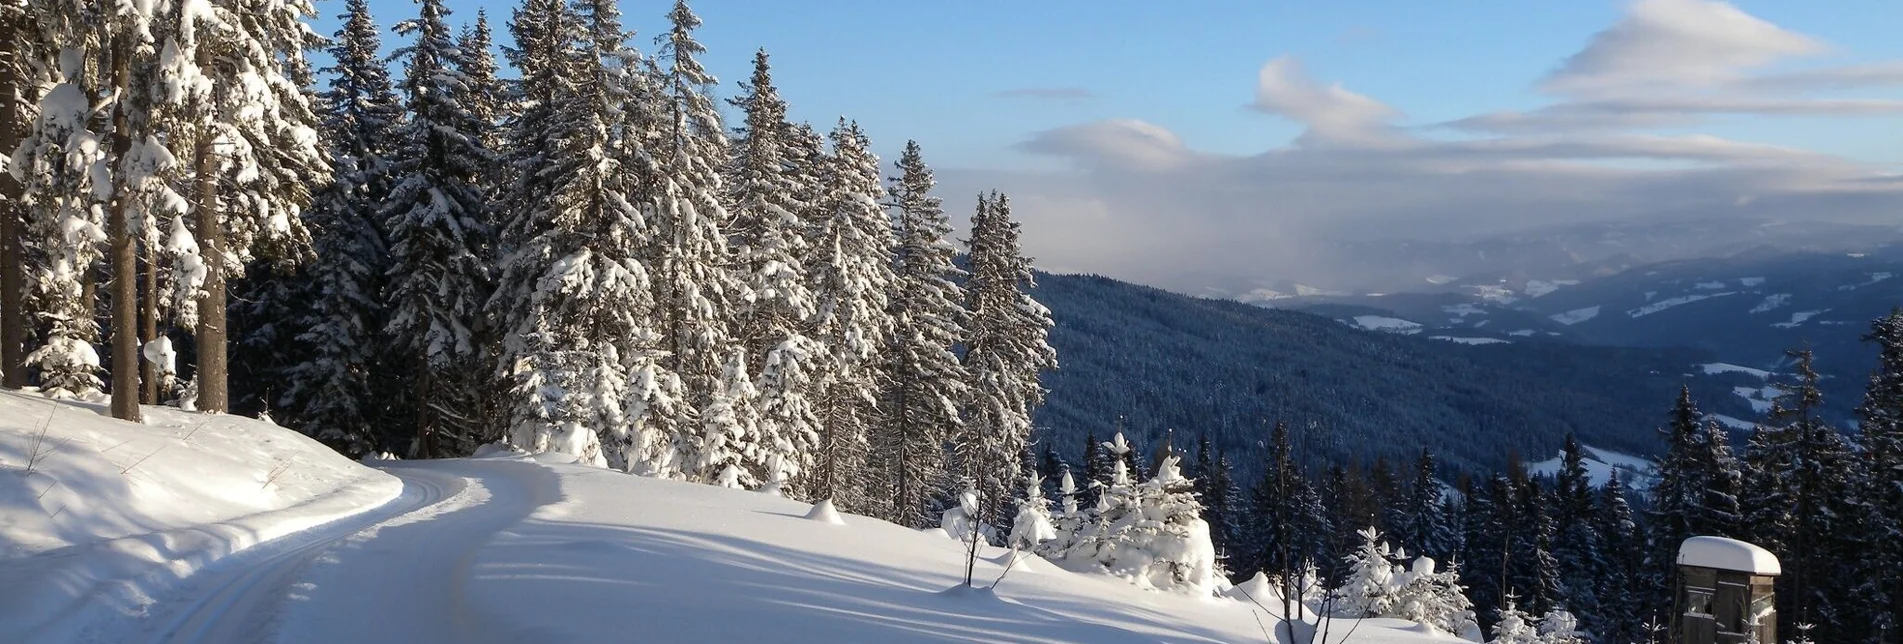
top-left (82, 460), bottom-right (556, 644)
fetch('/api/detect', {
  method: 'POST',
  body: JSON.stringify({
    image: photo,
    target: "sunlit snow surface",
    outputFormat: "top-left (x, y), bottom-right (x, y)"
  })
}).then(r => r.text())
top-left (1, 391), bottom-right (1467, 643)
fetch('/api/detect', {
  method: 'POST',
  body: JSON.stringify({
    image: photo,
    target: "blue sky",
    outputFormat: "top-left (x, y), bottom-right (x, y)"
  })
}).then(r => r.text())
top-left (333, 0), bottom-right (1903, 291)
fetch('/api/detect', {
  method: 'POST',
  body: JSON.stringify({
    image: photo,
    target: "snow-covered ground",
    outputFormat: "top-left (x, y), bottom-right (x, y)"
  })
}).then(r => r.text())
top-left (1547, 306), bottom-right (1599, 325)
top-left (2, 392), bottom-right (1468, 643)
top-left (1526, 445), bottom-right (1657, 490)
top-left (1428, 336), bottom-right (1509, 346)
top-left (1699, 362), bottom-right (1771, 379)
top-left (1350, 315), bottom-right (1425, 335)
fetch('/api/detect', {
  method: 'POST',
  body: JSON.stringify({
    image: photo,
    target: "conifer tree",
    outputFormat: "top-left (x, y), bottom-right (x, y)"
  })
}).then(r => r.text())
top-left (282, 0), bottom-right (405, 454)
top-left (1595, 475), bottom-right (1650, 643)
top-left (960, 191), bottom-right (1056, 524)
top-left (1395, 448), bottom-right (1452, 561)
top-left (1646, 385), bottom-right (1742, 613)
top-left (1191, 433), bottom-right (1237, 566)
top-left (1740, 348), bottom-right (1855, 638)
top-left (803, 120), bottom-right (893, 509)
top-left (1079, 429), bottom-right (1108, 509)
top-left (650, 0), bottom-right (747, 479)
top-left (875, 140), bottom-right (968, 528)
top-left (1548, 435), bottom-right (1602, 629)
top-left (1855, 309), bottom-right (1903, 639)
top-left (0, 0), bottom-right (30, 390)
top-left (726, 49), bottom-right (821, 492)
top-left (384, 0), bottom-right (495, 456)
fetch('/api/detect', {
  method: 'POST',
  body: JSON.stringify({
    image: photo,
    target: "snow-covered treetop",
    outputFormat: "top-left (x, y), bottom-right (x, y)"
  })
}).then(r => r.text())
top-left (1677, 536), bottom-right (1779, 574)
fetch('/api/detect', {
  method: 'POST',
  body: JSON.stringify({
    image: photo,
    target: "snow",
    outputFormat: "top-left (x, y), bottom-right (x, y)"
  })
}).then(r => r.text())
top-left (1441, 303), bottom-right (1485, 318)
top-left (1734, 386), bottom-right (1779, 414)
top-left (1693, 281), bottom-right (1726, 290)
top-left (804, 498), bottom-right (846, 525)
top-left (1838, 272), bottom-right (1893, 291)
top-left (1749, 293), bottom-right (1790, 314)
top-left (1738, 277), bottom-right (1765, 287)
top-left (1526, 444), bottom-right (1657, 490)
top-left (1508, 329), bottom-right (1536, 337)
top-left (1351, 315), bottom-right (1425, 335)
top-left (1677, 536), bottom-right (1780, 575)
top-left (1549, 306), bottom-right (1600, 325)
top-left (1470, 284), bottom-right (1518, 304)
top-left (1429, 336), bottom-right (1509, 345)
top-left (0, 391), bottom-right (401, 641)
top-left (2, 392), bottom-right (1466, 644)
top-left (1700, 363), bottom-right (1771, 379)
top-left (1522, 279), bottom-right (1576, 298)
top-left (1771, 309), bottom-right (1829, 329)
top-left (1627, 292), bottom-right (1732, 318)
top-left (1425, 274), bottom-right (1457, 285)
top-left (1710, 414), bottom-right (1755, 432)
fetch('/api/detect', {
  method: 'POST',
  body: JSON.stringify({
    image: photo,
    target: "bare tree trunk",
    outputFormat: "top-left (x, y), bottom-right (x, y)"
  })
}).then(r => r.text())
top-left (0, 9), bottom-right (25, 390)
top-left (105, 35), bottom-right (141, 422)
top-left (191, 46), bottom-right (226, 413)
top-left (140, 239), bottom-right (158, 402)
top-left (411, 352), bottom-right (431, 458)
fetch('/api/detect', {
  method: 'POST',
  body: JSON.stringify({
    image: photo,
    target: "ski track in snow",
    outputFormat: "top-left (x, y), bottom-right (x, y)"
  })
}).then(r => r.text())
top-left (83, 461), bottom-right (554, 644)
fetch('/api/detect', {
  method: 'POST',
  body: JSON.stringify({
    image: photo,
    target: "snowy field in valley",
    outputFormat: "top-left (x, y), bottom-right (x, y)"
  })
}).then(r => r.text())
top-left (0, 391), bottom-right (1469, 643)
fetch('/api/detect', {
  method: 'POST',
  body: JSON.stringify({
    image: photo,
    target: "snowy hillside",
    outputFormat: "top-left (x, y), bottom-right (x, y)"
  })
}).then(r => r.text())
top-left (1, 392), bottom-right (1468, 643)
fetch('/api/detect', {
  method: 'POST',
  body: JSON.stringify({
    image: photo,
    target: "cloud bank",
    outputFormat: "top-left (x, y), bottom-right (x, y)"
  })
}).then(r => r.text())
top-left (961, 0), bottom-right (1903, 294)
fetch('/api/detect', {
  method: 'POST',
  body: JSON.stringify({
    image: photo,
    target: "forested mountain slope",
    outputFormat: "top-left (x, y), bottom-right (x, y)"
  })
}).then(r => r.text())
top-left (1029, 273), bottom-right (1752, 479)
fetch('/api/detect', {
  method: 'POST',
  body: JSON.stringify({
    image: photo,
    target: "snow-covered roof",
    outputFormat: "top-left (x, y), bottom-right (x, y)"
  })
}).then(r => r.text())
top-left (1677, 536), bottom-right (1780, 575)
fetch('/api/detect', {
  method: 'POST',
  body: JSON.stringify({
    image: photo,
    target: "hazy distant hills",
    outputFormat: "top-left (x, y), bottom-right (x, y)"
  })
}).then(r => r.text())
top-left (1025, 272), bottom-right (1754, 481)
top-left (1272, 246), bottom-right (1903, 432)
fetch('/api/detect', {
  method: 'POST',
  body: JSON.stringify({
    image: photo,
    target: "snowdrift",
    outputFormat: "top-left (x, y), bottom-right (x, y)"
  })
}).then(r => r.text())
top-left (0, 390), bottom-right (401, 641)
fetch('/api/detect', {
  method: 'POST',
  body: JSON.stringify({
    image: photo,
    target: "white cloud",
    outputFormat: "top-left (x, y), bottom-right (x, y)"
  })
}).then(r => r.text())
top-left (1016, 118), bottom-right (1196, 172)
top-left (1251, 56), bottom-right (1404, 147)
top-left (1543, 0), bottom-right (1823, 97)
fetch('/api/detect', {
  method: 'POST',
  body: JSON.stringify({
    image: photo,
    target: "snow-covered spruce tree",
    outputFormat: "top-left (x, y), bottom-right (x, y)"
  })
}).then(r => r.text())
top-left (0, 0), bottom-right (32, 390)
top-left (492, 0), bottom-right (679, 471)
top-left (1008, 471), bottom-right (1057, 551)
top-left (1239, 420), bottom-right (1328, 581)
top-left (1536, 609), bottom-right (1588, 644)
top-left (13, 13), bottom-right (107, 401)
top-left (649, 0), bottom-right (748, 481)
top-left (699, 349), bottom-right (762, 488)
top-left (874, 140), bottom-right (968, 528)
top-left (725, 48), bottom-right (820, 492)
top-left (1645, 386), bottom-right (1742, 610)
top-left (177, 0), bottom-right (326, 413)
top-left (1593, 475), bottom-right (1649, 643)
top-left (1059, 455), bottom-right (1214, 594)
top-left (1038, 469), bottom-right (1087, 558)
top-left (384, 0), bottom-right (494, 456)
top-left (1547, 435), bottom-right (1602, 630)
top-left (959, 191), bottom-right (1056, 525)
top-left (1395, 448), bottom-right (1453, 561)
top-left (1853, 308), bottom-right (1903, 638)
top-left (1509, 478), bottom-right (1563, 617)
top-left (457, 11), bottom-right (507, 156)
top-left (279, 0), bottom-right (405, 454)
top-left (1190, 433), bottom-right (1238, 567)
top-left (1741, 348), bottom-right (1856, 639)
top-left (1489, 598), bottom-right (1542, 644)
top-left (802, 120), bottom-right (894, 510)
top-left (1336, 527), bottom-right (1398, 618)
top-left (1390, 555), bottom-right (1479, 636)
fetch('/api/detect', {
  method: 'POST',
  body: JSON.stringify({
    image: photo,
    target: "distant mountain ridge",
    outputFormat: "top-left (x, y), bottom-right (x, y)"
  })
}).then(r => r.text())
top-left (1026, 272), bottom-right (1750, 481)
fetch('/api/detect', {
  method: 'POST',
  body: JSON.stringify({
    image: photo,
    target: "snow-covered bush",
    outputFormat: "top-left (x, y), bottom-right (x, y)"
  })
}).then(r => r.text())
top-left (1009, 475), bottom-right (1057, 550)
top-left (1490, 600), bottom-right (1542, 644)
top-left (1335, 527), bottom-right (1398, 617)
top-left (1537, 609), bottom-right (1587, 644)
top-left (1391, 555), bottom-right (1478, 635)
top-left (1043, 455), bottom-right (1215, 595)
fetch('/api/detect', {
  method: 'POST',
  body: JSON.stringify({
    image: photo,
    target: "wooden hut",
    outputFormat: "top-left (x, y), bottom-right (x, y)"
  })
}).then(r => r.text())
top-left (1674, 536), bottom-right (1780, 644)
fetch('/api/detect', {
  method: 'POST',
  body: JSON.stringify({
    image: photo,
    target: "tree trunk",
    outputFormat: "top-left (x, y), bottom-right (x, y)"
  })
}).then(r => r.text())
top-left (191, 57), bottom-right (227, 412)
top-left (411, 351), bottom-right (432, 458)
top-left (0, 9), bottom-right (25, 390)
top-left (106, 35), bottom-right (141, 422)
top-left (141, 238), bottom-right (158, 403)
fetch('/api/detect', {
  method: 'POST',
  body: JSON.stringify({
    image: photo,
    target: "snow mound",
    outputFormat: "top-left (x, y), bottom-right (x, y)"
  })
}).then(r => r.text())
top-left (0, 390), bottom-right (401, 641)
top-left (803, 499), bottom-right (846, 525)
top-left (1549, 306), bottom-right (1600, 325)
